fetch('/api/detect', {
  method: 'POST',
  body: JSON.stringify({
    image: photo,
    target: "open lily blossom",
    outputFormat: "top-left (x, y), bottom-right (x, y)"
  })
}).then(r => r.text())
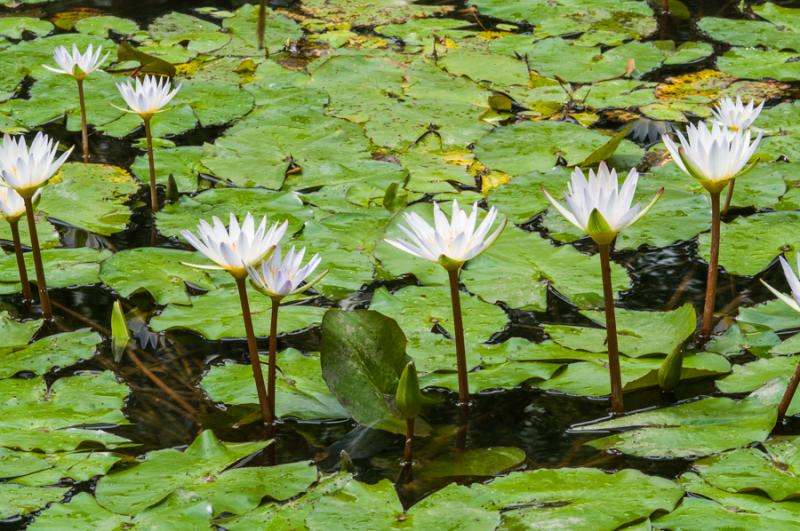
top-left (247, 245), bottom-right (325, 300)
top-left (661, 121), bottom-right (761, 193)
top-left (711, 96), bottom-right (764, 132)
top-left (385, 201), bottom-right (506, 271)
top-left (181, 213), bottom-right (288, 278)
top-left (543, 162), bottom-right (663, 245)
top-left (762, 256), bottom-right (800, 314)
top-left (43, 44), bottom-right (108, 79)
top-left (116, 75), bottom-right (181, 118)
top-left (0, 186), bottom-right (30, 221)
top-left (0, 132), bottom-right (73, 198)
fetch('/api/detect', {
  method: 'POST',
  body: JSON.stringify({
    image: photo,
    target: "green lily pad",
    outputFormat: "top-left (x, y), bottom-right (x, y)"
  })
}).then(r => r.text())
top-left (0, 484), bottom-right (66, 520)
top-left (220, 5), bottom-right (303, 56)
top-left (300, 0), bottom-right (451, 27)
top-left (0, 371), bottom-right (130, 452)
top-left (74, 15), bottom-right (138, 37)
top-left (698, 17), bottom-right (800, 51)
top-left (27, 492), bottom-right (128, 530)
top-left (698, 211), bottom-right (800, 276)
top-left (420, 361), bottom-right (559, 392)
top-left (717, 356), bottom-right (800, 416)
top-left (575, 380), bottom-right (783, 458)
top-left (0, 329), bottom-right (100, 379)
top-left (149, 286), bottom-right (325, 340)
top-left (717, 48), bottom-right (800, 82)
top-left (38, 163), bottom-right (138, 236)
top-left (130, 145), bottom-right (206, 191)
top-left (737, 299), bottom-right (800, 332)
top-left (0, 448), bottom-right (119, 487)
top-left (0, 247), bottom-right (111, 295)
top-left (0, 312), bottom-right (42, 354)
top-left (155, 187), bottom-right (311, 239)
top-left (148, 12), bottom-right (229, 54)
top-left (201, 348), bottom-right (348, 421)
top-left (100, 247), bottom-right (218, 306)
top-left (545, 304), bottom-right (697, 358)
top-left (0, 17), bottom-right (53, 39)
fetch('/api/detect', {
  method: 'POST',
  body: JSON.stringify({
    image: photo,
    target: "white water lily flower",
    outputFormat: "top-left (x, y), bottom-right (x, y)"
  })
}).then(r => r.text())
top-left (385, 200), bottom-right (506, 270)
top-left (0, 186), bottom-right (40, 221)
top-left (711, 96), bottom-right (764, 132)
top-left (42, 44), bottom-right (109, 80)
top-left (0, 133), bottom-right (73, 198)
top-left (662, 121), bottom-right (761, 193)
top-left (543, 162), bottom-right (662, 245)
top-left (181, 213), bottom-right (287, 278)
top-left (115, 75), bottom-right (181, 119)
top-left (247, 246), bottom-right (326, 299)
top-left (762, 256), bottom-right (800, 313)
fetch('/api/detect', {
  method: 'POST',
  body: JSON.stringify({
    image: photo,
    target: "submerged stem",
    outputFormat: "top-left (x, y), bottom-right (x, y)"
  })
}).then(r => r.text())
top-left (235, 277), bottom-right (271, 429)
top-left (267, 297), bottom-right (280, 437)
top-left (447, 267), bottom-right (469, 406)
top-left (143, 117), bottom-right (158, 212)
top-left (777, 358), bottom-right (800, 424)
top-left (599, 243), bottom-right (624, 413)
top-left (8, 220), bottom-right (32, 301)
top-left (257, 0), bottom-right (267, 51)
top-left (701, 191), bottom-right (722, 342)
top-left (722, 179), bottom-right (735, 217)
top-left (76, 78), bottom-right (89, 163)
top-left (23, 196), bottom-right (51, 320)
top-left (403, 417), bottom-right (415, 464)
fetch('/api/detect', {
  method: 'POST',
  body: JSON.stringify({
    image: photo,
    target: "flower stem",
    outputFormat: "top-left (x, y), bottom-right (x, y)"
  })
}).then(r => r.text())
top-left (702, 191), bottom-right (722, 342)
top-left (777, 358), bottom-right (800, 424)
top-left (722, 179), bottom-right (735, 217)
top-left (257, 0), bottom-right (267, 51)
top-left (267, 297), bottom-right (280, 437)
top-left (447, 267), bottom-right (469, 406)
top-left (143, 117), bottom-right (158, 213)
top-left (76, 78), bottom-right (89, 163)
top-left (599, 243), bottom-right (624, 413)
top-left (235, 277), bottom-right (271, 429)
top-left (8, 220), bottom-right (32, 302)
top-left (403, 417), bottom-right (415, 464)
top-left (22, 196), bottom-right (51, 320)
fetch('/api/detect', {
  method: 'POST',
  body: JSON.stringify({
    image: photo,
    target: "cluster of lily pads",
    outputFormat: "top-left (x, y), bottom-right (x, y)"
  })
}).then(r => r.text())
top-left (2, 0), bottom-right (800, 528)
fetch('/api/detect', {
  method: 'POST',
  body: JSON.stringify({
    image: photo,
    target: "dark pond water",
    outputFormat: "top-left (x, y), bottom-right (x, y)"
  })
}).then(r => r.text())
top-left (2, 0), bottom-right (800, 524)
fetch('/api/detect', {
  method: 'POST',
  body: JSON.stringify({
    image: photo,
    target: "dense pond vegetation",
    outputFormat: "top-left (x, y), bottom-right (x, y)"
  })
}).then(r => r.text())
top-left (1, 0), bottom-right (800, 529)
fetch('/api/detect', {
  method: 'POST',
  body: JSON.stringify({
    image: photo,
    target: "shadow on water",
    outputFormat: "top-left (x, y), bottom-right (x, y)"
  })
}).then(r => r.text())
top-left (0, 0), bottom-right (799, 522)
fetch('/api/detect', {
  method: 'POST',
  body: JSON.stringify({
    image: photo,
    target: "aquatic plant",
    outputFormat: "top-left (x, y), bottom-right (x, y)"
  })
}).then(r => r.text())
top-left (544, 162), bottom-right (662, 412)
top-left (181, 213), bottom-right (287, 427)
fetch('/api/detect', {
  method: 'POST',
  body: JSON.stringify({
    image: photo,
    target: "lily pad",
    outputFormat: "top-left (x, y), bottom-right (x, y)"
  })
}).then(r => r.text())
top-left (202, 348), bottom-right (348, 421)
top-left (0, 448), bottom-right (119, 487)
top-left (0, 247), bottom-right (111, 295)
top-left (130, 145), bottom-right (206, 191)
top-left (0, 312), bottom-right (42, 354)
top-left (0, 484), bottom-right (66, 520)
top-left (0, 329), bottom-right (100, 379)
top-left (716, 356), bottom-right (800, 416)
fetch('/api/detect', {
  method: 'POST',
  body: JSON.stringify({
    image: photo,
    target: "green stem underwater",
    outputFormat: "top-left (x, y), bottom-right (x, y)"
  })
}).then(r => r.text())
top-left (267, 297), bottom-right (280, 437)
top-left (722, 178), bottom-right (735, 217)
top-left (235, 277), bottom-right (272, 430)
top-left (8, 220), bottom-right (32, 302)
top-left (76, 78), bottom-right (89, 163)
top-left (599, 243), bottom-right (624, 413)
top-left (702, 191), bottom-right (722, 342)
top-left (447, 267), bottom-right (470, 406)
top-left (143, 117), bottom-right (158, 213)
top-left (22, 196), bottom-right (51, 320)
top-left (777, 358), bottom-right (800, 424)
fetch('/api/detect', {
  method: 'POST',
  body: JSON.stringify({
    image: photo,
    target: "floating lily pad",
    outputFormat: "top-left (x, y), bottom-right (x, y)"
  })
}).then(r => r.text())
top-left (0, 312), bottom-right (42, 354)
top-left (0, 448), bottom-right (119, 487)
top-left (202, 348), bottom-right (347, 421)
top-left (148, 12), bottom-right (229, 54)
top-left (717, 48), bottom-right (800, 82)
top-left (130, 145), bottom-right (206, 191)
top-left (717, 356), bottom-right (800, 416)
top-left (300, 0), bottom-right (451, 27)
top-left (0, 329), bottom-right (100, 379)
top-left (575, 380), bottom-right (783, 458)
top-left (220, 5), bottom-right (303, 55)
top-left (100, 247), bottom-right (218, 306)
top-left (0, 17), bottom-right (53, 39)
top-left (0, 247), bottom-right (110, 295)
top-left (420, 361), bottom-right (559, 392)
top-left (74, 15), bottom-right (138, 37)
top-left (0, 483), bottom-right (66, 520)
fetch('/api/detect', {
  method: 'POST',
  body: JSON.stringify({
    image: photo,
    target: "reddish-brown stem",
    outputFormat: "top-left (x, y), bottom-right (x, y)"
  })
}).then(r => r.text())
top-left (143, 117), bottom-right (158, 212)
top-left (662, 0), bottom-right (669, 13)
top-left (599, 243), bottom-right (624, 413)
top-left (257, 0), bottom-right (267, 51)
top-left (702, 192), bottom-right (721, 342)
top-left (8, 220), bottom-right (32, 301)
top-left (777, 359), bottom-right (800, 424)
top-left (22, 196), bottom-right (51, 320)
top-left (235, 277), bottom-right (271, 428)
top-left (127, 349), bottom-right (196, 415)
top-left (76, 78), bottom-right (89, 163)
top-left (722, 179), bottom-right (735, 217)
top-left (447, 268), bottom-right (469, 405)
top-left (267, 297), bottom-right (280, 436)
top-left (403, 417), bottom-right (415, 464)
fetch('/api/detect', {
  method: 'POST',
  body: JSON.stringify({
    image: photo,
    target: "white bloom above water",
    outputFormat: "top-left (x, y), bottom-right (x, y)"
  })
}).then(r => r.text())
top-left (0, 186), bottom-right (36, 221)
top-left (116, 75), bottom-right (181, 118)
top-left (247, 245), bottom-right (325, 299)
top-left (385, 200), bottom-right (505, 270)
top-left (181, 213), bottom-right (288, 278)
top-left (543, 162), bottom-right (662, 244)
top-left (0, 132), bottom-right (73, 198)
top-left (43, 44), bottom-right (109, 79)
top-left (662, 121), bottom-right (762, 193)
top-left (763, 256), bottom-right (800, 313)
top-left (711, 96), bottom-right (764, 132)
